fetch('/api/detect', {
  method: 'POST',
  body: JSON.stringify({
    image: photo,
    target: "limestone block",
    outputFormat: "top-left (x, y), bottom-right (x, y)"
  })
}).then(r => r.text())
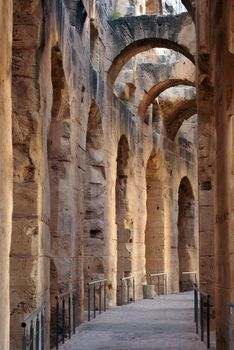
top-left (51, 257), bottom-right (73, 284)
top-left (84, 237), bottom-right (104, 256)
top-left (13, 77), bottom-right (37, 114)
top-left (51, 234), bottom-right (73, 257)
top-left (11, 218), bottom-right (39, 256)
top-left (143, 285), bottom-right (156, 299)
top-left (10, 256), bottom-right (38, 288)
top-left (13, 182), bottom-right (38, 216)
top-left (13, 49), bottom-right (36, 79)
top-left (13, 25), bottom-right (40, 49)
top-left (200, 206), bottom-right (214, 232)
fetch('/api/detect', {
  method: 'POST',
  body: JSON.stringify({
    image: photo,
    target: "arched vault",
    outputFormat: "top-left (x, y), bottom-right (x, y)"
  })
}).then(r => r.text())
top-left (107, 12), bottom-right (195, 85)
top-left (138, 79), bottom-right (195, 118)
top-left (164, 99), bottom-right (197, 140)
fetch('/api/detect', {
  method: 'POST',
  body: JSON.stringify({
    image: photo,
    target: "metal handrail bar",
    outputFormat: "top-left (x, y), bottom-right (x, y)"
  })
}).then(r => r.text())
top-left (87, 278), bottom-right (108, 321)
top-left (193, 284), bottom-right (211, 349)
top-left (21, 304), bottom-right (45, 327)
top-left (228, 304), bottom-right (234, 350)
top-left (181, 271), bottom-right (197, 292)
top-left (120, 276), bottom-right (135, 305)
top-left (55, 289), bottom-right (78, 349)
top-left (149, 273), bottom-right (167, 295)
top-left (120, 276), bottom-right (134, 281)
top-left (21, 304), bottom-right (45, 350)
top-left (149, 272), bottom-right (167, 277)
top-left (55, 289), bottom-right (77, 299)
top-left (88, 279), bottom-right (107, 286)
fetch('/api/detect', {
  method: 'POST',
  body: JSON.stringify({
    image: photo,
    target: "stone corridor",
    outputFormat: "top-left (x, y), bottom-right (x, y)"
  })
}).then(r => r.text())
top-left (59, 293), bottom-right (210, 350)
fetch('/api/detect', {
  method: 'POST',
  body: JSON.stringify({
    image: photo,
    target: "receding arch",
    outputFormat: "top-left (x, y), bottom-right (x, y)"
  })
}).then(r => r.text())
top-left (164, 98), bottom-right (197, 140)
top-left (108, 38), bottom-right (195, 86)
top-left (178, 176), bottom-right (197, 291)
top-left (115, 135), bottom-right (134, 304)
top-left (138, 79), bottom-right (195, 118)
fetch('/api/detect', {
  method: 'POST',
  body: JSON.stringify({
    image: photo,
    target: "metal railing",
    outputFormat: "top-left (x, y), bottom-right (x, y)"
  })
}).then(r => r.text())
top-left (149, 273), bottom-right (167, 295)
top-left (181, 271), bottom-right (197, 292)
top-left (55, 289), bottom-right (78, 349)
top-left (228, 304), bottom-right (234, 350)
top-left (21, 304), bottom-right (45, 350)
top-left (120, 276), bottom-right (135, 305)
top-left (194, 284), bottom-right (211, 349)
top-left (87, 279), bottom-right (107, 321)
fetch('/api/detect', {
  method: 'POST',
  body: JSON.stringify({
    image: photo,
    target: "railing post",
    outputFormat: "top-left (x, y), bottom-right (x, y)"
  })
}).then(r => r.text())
top-left (30, 320), bottom-right (34, 350)
top-left (194, 286), bottom-right (199, 334)
top-left (56, 297), bottom-right (59, 349)
top-left (207, 295), bottom-right (210, 349)
top-left (127, 279), bottom-right (130, 304)
top-left (157, 275), bottom-right (160, 296)
top-left (22, 328), bottom-right (26, 350)
top-left (121, 279), bottom-right (123, 306)
top-left (93, 285), bottom-right (96, 318)
top-left (149, 274), bottom-right (152, 285)
top-left (166, 274), bottom-right (168, 295)
top-left (88, 285), bottom-right (91, 322)
top-left (73, 294), bottom-right (76, 334)
top-left (99, 283), bottom-right (102, 314)
top-left (36, 314), bottom-right (39, 350)
top-left (200, 294), bottom-right (204, 342)
top-left (181, 273), bottom-right (184, 292)
top-left (62, 297), bottom-right (65, 344)
top-left (41, 309), bottom-right (44, 350)
top-left (104, 282), bottom-right (107, 311)
top-left (133, 278), bottom-right (135, 302)
top-left (228, 305), bottom-right (233, 350)
top-left (68, 294), bottom-right (71, 339)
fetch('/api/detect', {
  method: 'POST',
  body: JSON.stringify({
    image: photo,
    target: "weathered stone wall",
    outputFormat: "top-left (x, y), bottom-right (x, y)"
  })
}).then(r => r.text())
top-left (0, 1), bottom-right (13, 349)
top-left (197, 0), bottom-right (234, 348)
top-left (7, 0), bottom-right (199, 348)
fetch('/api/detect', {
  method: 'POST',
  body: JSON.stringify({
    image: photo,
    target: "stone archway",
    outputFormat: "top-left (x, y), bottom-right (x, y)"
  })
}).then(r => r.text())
top-left (115, 135), bottom-right (134, 305)
top-left (178, 177), bottom-right (197, 291)
top-left (107, 12), bottom-right (195, 85)
top-left (138, 79), bottom-right (195, 119)
top-left (145, 155), bottom-right (165, 283)
top-left (164, 98), bottom-right (197, 140)
top-left (84, 102), bottom-right (106, 285)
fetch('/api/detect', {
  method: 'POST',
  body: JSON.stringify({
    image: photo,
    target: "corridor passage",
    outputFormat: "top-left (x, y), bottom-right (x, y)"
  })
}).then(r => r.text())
top-left (59, 292), bottom-right (208, 350)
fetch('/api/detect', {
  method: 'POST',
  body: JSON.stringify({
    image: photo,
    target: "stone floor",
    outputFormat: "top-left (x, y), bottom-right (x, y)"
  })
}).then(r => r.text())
top-left (59, 292), bottom-right (214, 350)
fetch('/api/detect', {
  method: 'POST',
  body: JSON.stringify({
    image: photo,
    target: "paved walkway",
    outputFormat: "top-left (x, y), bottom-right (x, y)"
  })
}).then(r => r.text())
top-left (59, 292), bottom-right (210, 350)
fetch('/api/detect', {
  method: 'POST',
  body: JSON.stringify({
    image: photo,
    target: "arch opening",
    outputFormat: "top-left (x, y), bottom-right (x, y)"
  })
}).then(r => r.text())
top-left (108, 38), bottom-right (195, 87)
top-left (115, 135), bottom-right (134, 305)
top-left (178, 177), bottom-right (197, 291)
top-left (145, 155), bottom-right (165, 293)
top-left (84, 102), bottom-right (106, 285)
top-left (138, 79), bottom-right (195, 119)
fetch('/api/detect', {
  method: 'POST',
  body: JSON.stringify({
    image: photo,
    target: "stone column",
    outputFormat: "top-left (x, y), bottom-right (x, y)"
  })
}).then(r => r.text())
top-left (196, 1), bottom-right (215, 299)
top-left (0, 1), bottom-right (13, 349)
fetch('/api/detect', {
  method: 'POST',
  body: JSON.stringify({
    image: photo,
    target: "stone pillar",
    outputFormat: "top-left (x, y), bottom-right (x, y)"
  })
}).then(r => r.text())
top-left (196, 0), bottom-right (215, 300)
top-left (0, 1), bottom-right (13, 349)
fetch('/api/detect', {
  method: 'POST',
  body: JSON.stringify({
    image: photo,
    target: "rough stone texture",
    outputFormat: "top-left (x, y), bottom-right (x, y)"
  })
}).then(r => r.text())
top-left (197, 0), bottom-right (234, 348)
top-left (0, 0), bottom-right (203, 348)
top-left (0, 1), bottom-right (13, 349)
